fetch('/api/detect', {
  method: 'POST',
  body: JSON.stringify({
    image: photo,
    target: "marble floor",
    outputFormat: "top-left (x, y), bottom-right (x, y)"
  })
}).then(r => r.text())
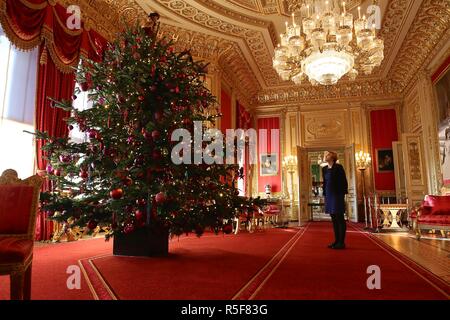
top-left (372, 231), bottom-right (450, 284)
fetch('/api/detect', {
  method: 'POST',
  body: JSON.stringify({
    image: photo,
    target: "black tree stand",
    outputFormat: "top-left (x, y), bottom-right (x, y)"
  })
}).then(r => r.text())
top-left (113, 224), bottom-right (169, 257)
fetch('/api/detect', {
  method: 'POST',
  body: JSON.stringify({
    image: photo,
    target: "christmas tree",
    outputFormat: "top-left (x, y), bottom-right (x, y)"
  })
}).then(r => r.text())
top-left (34, 15), bottom-right (264, 244)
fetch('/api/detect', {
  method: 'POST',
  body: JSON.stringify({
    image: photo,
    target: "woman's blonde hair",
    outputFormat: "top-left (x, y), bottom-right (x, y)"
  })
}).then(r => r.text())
top-left (327, 151), bottom-right (338, 163)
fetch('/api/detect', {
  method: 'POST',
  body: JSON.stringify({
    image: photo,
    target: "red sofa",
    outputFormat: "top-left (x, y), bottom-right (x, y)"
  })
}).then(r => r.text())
top-left (411, 195), bottom-right (450, 239)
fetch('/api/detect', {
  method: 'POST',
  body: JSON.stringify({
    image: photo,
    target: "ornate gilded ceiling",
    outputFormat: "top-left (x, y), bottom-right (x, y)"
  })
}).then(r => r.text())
top-left (67, 0), bottom-right (450, 107)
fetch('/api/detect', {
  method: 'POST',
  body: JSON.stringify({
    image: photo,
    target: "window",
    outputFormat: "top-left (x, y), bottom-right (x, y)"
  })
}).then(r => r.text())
top-left (0, 27), bottom-right (39, 178)
top-left (69, 82), bottom-right (93, 143)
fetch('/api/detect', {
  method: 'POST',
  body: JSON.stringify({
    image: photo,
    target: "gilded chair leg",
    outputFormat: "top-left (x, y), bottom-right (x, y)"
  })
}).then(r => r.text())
top-left (10, 271), bottom-right (25, 300)
top-left (24, 263), bottom-right (32, 300)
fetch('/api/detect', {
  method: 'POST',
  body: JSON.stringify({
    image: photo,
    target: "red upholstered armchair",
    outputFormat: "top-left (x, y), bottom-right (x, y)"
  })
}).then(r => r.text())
top-left (412, 195), bottom-right (450, 240)
top-left (0, 169), bottom-right (43, 300)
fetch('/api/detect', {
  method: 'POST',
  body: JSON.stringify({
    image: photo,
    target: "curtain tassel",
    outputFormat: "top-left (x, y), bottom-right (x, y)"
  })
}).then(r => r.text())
top-left (40, 46), bottom-right (48, 65)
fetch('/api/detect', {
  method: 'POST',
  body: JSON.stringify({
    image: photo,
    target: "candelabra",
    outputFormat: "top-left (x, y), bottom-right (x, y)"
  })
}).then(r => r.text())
top-left (283, 155), bottom-right (298, 227)
top-left (355, 151), bottom-right (371, 228)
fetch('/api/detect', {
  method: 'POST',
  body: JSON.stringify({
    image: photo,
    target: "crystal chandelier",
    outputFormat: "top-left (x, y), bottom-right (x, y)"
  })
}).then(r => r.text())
top-left (273, 0), bottom-right (384, 86)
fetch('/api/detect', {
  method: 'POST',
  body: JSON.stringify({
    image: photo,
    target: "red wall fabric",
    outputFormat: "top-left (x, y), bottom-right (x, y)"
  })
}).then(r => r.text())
top-left (431, 54), bottom-right (450, 84)
top-left (34, 46), bottom-right (76, 241)
top-left (370, 109), bottom-right (398, 191)
top-left (220, 89), bottom-right (232, 132)
top-left (257, 117), bottom-right (281, 193)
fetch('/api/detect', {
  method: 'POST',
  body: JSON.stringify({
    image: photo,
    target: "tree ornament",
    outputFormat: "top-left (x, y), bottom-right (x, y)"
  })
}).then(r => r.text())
top-left (59, 154), bottom-right (71, 163)
top-left (151, 130), bottom-right (160, 141)
top-left (79, 170), bottom-right (88, 179)
top-left (88, 129), bottom-right (98, 139)
top-left (87, 220), bottom-right (98, 230)
top-left (124, 223), bottom-right (135, 234)
top-left (123, 177), bottom-right (133, 186)
top-left (110, 188), bottom-right (124, 199)
top-left (80, 82), bottom-right (90, 92)
top-left (135, 210), bottom-right (144, 221)
top-left (46, 164), bottom-right (54, 175)
top-left (155, 192), bottom-right (166, 204)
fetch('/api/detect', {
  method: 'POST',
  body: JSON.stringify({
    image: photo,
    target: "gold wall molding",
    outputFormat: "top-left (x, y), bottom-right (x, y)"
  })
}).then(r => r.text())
top-left (256, 79), bottom-right (402, 105)
top-left (300, 110), bottom-right (347, 147)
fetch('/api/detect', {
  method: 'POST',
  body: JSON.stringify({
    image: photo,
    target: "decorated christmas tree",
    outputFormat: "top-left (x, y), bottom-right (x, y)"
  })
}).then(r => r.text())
top-left (34, 15), bottom-right (264, 255)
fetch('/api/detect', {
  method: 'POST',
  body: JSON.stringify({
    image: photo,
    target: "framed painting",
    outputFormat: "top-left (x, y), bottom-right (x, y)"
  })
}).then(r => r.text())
top-left (376, 149), bottom-right (394, 172)
top-left (260, 153), bottom-right (278, 176)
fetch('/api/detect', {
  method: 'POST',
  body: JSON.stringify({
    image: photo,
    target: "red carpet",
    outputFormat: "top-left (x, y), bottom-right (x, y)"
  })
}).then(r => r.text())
top-left (0, 237), bottom-right (112, 300)
top-left (84, 228), bottom-right (299, 299)
top-left (1, 223), bottom-right (449, 300)
top-left (251, 223), bottom-right (449, 300)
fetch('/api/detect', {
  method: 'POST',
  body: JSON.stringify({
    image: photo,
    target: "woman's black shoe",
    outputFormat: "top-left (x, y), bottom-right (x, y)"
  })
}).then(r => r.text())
top-left (332, 243), bottom-right (346, 249)
top-left (327, 242), bottom-right (336, 248)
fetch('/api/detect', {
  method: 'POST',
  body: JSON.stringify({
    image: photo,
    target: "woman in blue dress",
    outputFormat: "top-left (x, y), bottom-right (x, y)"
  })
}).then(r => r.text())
top-left (322, 151), bottom-right (348, 249)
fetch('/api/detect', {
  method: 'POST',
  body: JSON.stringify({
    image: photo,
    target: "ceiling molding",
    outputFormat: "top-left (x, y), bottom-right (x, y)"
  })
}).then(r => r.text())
top-left (256, 79), bottom-right (402, 106)
top-left (388, 0), bottom-right (450, 91)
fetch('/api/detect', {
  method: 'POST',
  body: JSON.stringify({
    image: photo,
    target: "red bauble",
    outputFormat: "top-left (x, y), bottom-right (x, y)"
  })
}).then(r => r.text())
top-left (151, 130), bottom-right (160, 141)
top-left (46, 164), bottom-right (54, 174)
top-left (117, 95), bottom-right (126, 104)
top-left (155, 192), bottom-right (166, 204)
top-left (68, 125), bottom-right (74, 131)
top-left (54, 169), bottom-right (62, 177)
top-left (135, 210), bottom-right (144, 221)
top-left (223, 224), bottom-right (233, 234)
top-left (110, 188), bottom-right (123, 199)
top-left (136, 198), bottom-right (147, 206)
top-left (80, 82), bottom-right (90, 92)
top-left (138, 95), bottom-right (145, 102)
top-left (143, 130), bottom-right (153, 141)
top-left (123, 177), bottom-right (133, 186)
top-left (87, 220), bottom-right (98, 230)
top-left (59, 154), bottom-right (71, 163)
top-left (88, 129), bottom-right (98, 139)
top-left (124, 224), bottom-right (135, 234)
top-left (79, 170), bottom-right (88, 179)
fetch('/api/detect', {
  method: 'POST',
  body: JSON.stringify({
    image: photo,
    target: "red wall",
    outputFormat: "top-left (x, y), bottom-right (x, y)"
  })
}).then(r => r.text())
top-left (258, 117), bottom-right (281, 193)
top-left (370, 109), bottom-right (398, 191)
top-left (220, 89), bottom-right (232, 132)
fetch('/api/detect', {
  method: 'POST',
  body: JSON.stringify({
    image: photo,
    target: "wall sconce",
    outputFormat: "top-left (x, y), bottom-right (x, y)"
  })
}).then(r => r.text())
top-left (355, 151), bottom-right (371, 170)
top-left (355, 150), bottom-right (371, 228)
top-left (283, 155), bottom-right (298, 226)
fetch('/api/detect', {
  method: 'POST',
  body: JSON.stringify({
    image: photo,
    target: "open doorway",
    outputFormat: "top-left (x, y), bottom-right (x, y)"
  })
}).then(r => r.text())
top-left (308, 149), bottom-right (345, 221)
top-left (297, 146), bottom-right (358, 223)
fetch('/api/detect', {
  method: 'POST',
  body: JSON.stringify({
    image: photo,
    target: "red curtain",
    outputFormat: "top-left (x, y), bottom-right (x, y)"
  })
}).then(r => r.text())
top-left (0, 0), bottom-right (107, 240)
top-left (370, 109), bottom-right (398, 191)
top-left (220, 89), bottom-right (232, 132)
top-left (257, 117), bottom-right (281, 193)
top-left (35, 47), bottom-right (75, 240)
top-left (0, 0), bottom-right (106, 72)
